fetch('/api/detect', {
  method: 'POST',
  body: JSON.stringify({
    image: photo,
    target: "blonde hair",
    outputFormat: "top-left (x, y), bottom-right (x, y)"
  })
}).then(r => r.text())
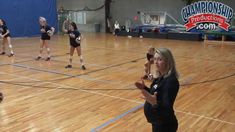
top-left (39, 17), bottom-right (46, 22)
top-left (155, 47), bottom-right (179, 78)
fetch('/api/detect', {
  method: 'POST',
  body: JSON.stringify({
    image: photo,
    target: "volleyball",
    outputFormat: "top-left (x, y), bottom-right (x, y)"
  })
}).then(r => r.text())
top-left (47, 30), bottom-right (53, 36)
top-left (75, 36), bottom-right (81, 44)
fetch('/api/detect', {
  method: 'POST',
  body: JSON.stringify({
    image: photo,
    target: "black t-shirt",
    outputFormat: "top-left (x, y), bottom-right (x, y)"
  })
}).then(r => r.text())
top-left (40, 25), bottom-right (52, 39)
top-left (0, 25), bottom-right (10, 36)
top-left (144, 73), bottom-right (179, 124)
top-left (67, 30), bottom-right (81, 45)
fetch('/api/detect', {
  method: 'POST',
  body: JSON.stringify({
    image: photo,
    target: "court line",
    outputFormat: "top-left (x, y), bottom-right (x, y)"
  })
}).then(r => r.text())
top-left (180, 72), bottom-right (235, 86)
top-left (176, 55), bottom-right (235, 64)
top-left (91, 107), bottom-right (235, 131)
top-left (86, 45), bottom-right (235, 64)
top-left (1, 54), bottom-right (235, 91)
top-left (2, 71), bottom-right (235, 126)
top-left (12, 63), bottom-right (122, 85)
top-left (0, 71), bottom-right (142, 104)
top-left (0, 76), bottom-right (59, 106)
top-left (4, 35), bottom-right (235, 129)
top-left (0, 53), bottom-right (68, 67)
top-left (10, 63), bottom-right (235, 87)
top-left (1, 44), bottom-right (235, 127)
top-left (1, 71), bottom-right (235, 129)
top-left (90, 104), bottom-right (144, 132)
top-left (52, 59), bottom-right (108, 68)
top-left (175, 110), bottom-right (235, 125)
top-left (0, 59), bottom-right (33, 67)
top-left (9, 56), bottom-right (144, 84)
top-left (85, 45), bottom-right (146, 54)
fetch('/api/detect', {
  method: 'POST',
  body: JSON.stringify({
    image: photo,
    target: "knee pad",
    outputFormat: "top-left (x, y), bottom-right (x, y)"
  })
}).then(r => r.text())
top-left (9, 44), bottom-right (12, 48)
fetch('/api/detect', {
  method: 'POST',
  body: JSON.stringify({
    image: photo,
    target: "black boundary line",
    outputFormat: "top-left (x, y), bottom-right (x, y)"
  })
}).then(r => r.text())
top-left (0, 57), bottom-right (146, 90)
top-left (0, 81), bottom-right (135, 91)
top-left (86, 46), bottom-right (235, 64)
top-left (1, 54), bottom-right (235, 90)
top-left (176, 55), bottom-right (235, 64)
top-left (3, 57), bottom-right (145, 84)
top-left (51, 59), bottom-right (108, 69)
top-left (0, 64), bottom-right (235, 90)
top-left (1, 71), bottom-right (234, 91)
top-left (0, 53), bottom-right (68, 67)
top-left (180, 73), bottom-right (235, 87)
top-left (0, 39), bottom-right (235, 90)
top-left (1, 48), bottom-right (235, 90)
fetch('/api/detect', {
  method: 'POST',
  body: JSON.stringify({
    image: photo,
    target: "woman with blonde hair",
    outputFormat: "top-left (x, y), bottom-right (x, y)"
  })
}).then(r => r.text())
top-left (135, 47), bottom-right (179, 132)
top-left (35, 17), bottom-right (55, 61)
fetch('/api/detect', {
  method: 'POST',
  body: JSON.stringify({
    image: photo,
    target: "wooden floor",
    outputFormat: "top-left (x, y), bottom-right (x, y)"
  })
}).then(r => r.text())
top-left (0, 33), bottom-right (235, 132)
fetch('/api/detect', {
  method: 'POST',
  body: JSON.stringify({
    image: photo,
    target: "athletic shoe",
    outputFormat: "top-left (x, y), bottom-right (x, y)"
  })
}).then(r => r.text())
top-left (35, 56), bottom-right (42, 60)
top-left (0, 52), bottom-right (5, 55)
top-left (45, 57), bottom-right (51, 61)
top-left (81, 65), bottom-right (86, 70)
top-left (65, 65), bottom-right (72, 68)
top-left (8, 53), bottom-right (14, 57)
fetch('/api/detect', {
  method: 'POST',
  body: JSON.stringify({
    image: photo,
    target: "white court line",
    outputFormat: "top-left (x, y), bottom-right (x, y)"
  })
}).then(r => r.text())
top-left (12, 63), bottom-right (124, 85)
top-left (0, 71), bottom-right (142, 104)
top-left (0, 77), bottom-right (56, 107)
top-left (176, 110), bottom-right (235, 126)
top-left (1, 71), bottom-right (235, 126)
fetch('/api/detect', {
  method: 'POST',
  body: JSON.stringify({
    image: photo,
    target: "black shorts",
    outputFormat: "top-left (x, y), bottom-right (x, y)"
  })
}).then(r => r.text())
top-left (4, 33), bottom-right (10, 38)
top-left (115, 29), bottom-right (120, 35)
top-left (70, 43), bottom-right (80, 48)
top-left (41, 33), bottom-right (50, 40)
top-left (41, 36), bottom-right (50, 40)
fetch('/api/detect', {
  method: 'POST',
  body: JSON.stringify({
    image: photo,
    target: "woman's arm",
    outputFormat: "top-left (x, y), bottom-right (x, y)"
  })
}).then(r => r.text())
top-left (62, 20), bottom-right (68, 33)
top-left (135, 78), bottom-right (158, 105)
top-left (141, 90), bottom-right (157, 105)
top-left (157, 78), bottom-right (179, 110)
top-left (135, 79), bottom-right (150, 92)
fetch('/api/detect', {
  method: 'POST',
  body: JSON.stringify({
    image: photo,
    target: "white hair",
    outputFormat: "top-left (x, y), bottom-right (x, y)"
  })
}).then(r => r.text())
top-left (39, 17), bottom-right (46, 22)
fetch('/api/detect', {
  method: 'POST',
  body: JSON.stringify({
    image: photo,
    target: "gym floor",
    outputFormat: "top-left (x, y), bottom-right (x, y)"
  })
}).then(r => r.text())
top-left (0, 33), bottom-right (235, 131)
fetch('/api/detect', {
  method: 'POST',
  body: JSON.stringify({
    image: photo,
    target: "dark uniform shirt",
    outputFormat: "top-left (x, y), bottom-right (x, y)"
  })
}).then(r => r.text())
top-left (0, 25), bottom-right (10, 38)
top-left (40, 25), bottom-right (52, 40)
top-left (144, 73), bottom-right (179, 124)
top-left (67, 30), bottom-right (81, 47)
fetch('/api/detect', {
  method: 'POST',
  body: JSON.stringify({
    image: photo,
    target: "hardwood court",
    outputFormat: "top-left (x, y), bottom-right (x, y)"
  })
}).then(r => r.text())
top-left (0, 33), bottom-right (235, 131)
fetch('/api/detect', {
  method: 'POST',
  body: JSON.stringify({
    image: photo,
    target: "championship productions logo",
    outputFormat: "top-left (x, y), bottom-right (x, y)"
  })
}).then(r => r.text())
top-left (181, 1), bottom-right (234, 31)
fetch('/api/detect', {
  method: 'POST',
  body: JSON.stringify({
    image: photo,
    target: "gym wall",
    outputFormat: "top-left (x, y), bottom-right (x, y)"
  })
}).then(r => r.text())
top-left (57, 0), bottom-right (105, 32)
top-left (0, 0), bottom-right (57, 37)
top-left (56, 0), bottom-right (235, 33)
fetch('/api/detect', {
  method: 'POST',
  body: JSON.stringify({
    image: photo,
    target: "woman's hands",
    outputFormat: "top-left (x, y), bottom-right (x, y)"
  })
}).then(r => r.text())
top-left (135, 78), bottom-right (157, 106)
